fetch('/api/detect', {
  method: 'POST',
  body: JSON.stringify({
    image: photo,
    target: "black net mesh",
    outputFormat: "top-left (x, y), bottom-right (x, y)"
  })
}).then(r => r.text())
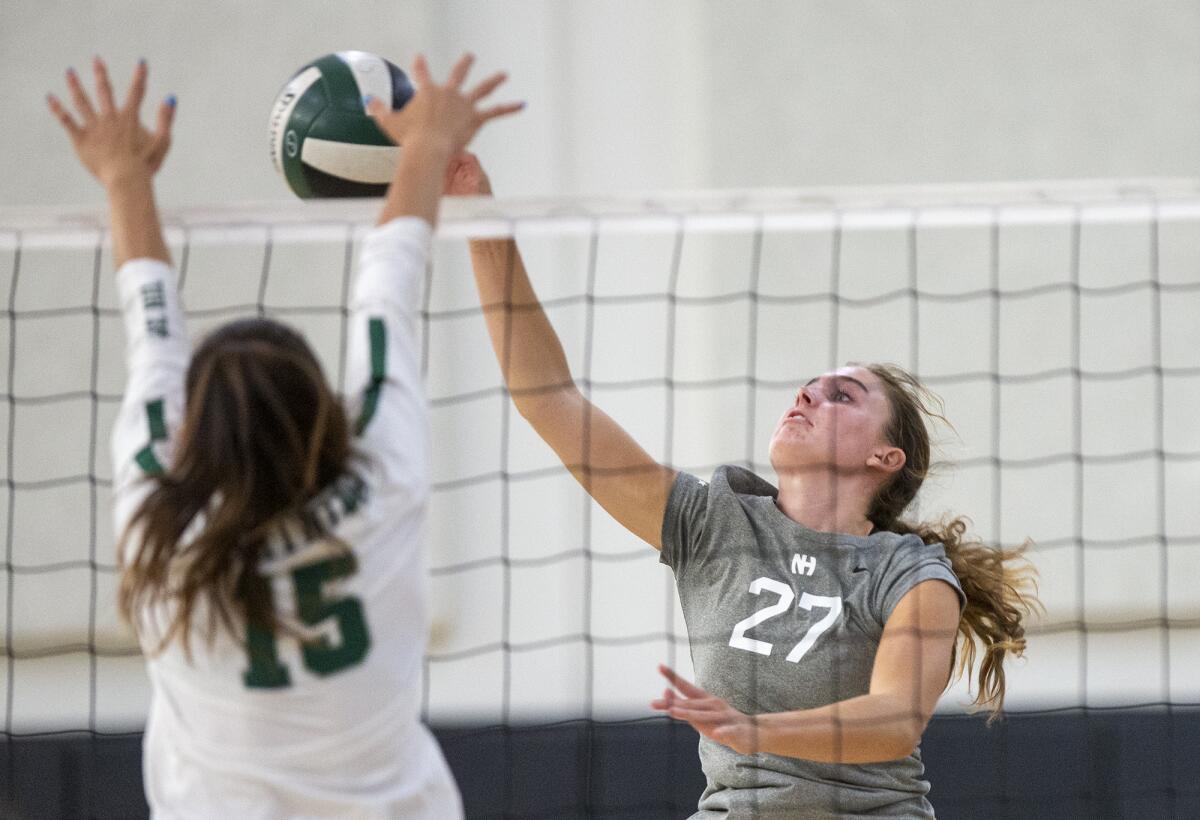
top-left (1, 184), bottom-right (1199, 818)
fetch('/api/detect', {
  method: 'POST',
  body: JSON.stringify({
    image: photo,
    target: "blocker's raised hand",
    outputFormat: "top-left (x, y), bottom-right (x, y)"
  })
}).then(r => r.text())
top-left (47, 57), bottom-right (176, 187)
top-left (366, 53), bottom-right (522, 157)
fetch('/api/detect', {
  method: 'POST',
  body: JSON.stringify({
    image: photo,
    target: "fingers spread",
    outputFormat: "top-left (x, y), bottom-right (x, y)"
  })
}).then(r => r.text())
top-left (446, 52), bottom-right (475, 89)
top-left (476, 101), bottom-right (525, 125)
top-left (65, 67), bottom-right (96, 123)
top-left (467, 71), bottom-right (507, 103)
top-left (658, 664), bottom-right (707, 698)
top-left (93, 57), bottom-right (116, 115)
top-left (364, 95), bottom-right (388, 117)
top-left (668, 704), bottom-right (716, 721)
top-left (156, 96), bottom-right (177, 137)
top-left (410, 54), bottom-right (432, 89)
top-left (46, 94), bottom-right (82, 139)
top-left (147, 96), bottom-right (176, 167)
top-left (124, 59), bottom-right (148, 112)
top-left (650, 688), bottom-right (676, 710)
top-left (669, 695), bottom-right (720, 713)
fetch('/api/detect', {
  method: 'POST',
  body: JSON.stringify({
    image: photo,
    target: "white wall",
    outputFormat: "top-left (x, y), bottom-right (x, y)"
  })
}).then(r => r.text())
top-left (2, 1), bottom-right (1198, 209)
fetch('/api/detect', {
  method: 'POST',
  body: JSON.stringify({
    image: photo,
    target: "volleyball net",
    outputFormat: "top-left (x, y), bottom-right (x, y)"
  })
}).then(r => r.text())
top-left (2, 179), bottom-right (1199, 817)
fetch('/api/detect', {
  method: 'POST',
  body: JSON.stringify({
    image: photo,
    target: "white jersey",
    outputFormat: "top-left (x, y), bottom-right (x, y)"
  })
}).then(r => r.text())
top-left (110, 218), bottom-right (462, 819)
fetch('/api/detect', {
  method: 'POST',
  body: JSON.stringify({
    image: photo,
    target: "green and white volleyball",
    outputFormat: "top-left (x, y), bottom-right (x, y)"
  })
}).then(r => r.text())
top-left (269, 51), bottom-right (414, 199)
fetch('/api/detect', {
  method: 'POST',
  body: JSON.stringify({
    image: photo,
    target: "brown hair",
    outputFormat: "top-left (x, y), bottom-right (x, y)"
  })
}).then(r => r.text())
top-left (861, 363), bottom-right (1040, 722)
top-left (118, 318), bottom-right (351, 655)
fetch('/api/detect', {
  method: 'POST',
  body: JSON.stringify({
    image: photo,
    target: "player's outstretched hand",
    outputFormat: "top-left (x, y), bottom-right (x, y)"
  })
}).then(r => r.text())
top-left (46, 57), bottom-right (176, 188)
top-left (443, 152), bottom-right (493, 197)
top-left (366, 53), bottom-right (522, 157)
top-left (651, 664), bottom-right (762, 755)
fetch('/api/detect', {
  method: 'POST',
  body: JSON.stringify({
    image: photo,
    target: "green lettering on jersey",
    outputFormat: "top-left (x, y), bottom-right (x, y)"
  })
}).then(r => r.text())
top-left (133, 399), bottom-right (168, 476)
top-left (243, 619), bottom-right (291, 689)
top-left (240, 552), bottom-right (372, 689)
top-left (353, 317), bottom-right (386, 435)
top-left (295, 553), bottom-right (371, 675)
top-left (140, 281), bottom-right (167, 310)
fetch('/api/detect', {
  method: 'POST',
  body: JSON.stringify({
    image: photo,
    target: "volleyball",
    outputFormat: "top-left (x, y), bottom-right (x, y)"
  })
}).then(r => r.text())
top-left (269, 51), bottom-right (414, 199)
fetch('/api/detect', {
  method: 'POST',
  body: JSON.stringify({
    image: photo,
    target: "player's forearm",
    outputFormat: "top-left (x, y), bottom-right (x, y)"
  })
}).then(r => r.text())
top-left (756, 692), bottom-right (925, 764)
top-left (467, 238), bottom-right (577, 415)
top-left (377, 137), bottom-right (454, 228)
top-left (106, 174), bottom-right (170, 268)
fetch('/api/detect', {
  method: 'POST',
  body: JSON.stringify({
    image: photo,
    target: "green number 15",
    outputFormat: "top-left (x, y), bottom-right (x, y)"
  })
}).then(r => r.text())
top-left (243, 553), bottom-right (372, 689)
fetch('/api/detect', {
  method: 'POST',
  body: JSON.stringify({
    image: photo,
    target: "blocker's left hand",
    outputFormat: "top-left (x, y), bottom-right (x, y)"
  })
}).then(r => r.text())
top-left (651, 664), bottom-right (761, 755)
top-left (47, 57), bottom-right (175, 188)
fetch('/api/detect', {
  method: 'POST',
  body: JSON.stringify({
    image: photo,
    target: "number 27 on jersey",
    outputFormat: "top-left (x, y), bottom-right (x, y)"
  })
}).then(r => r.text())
top-left (728, 576), bottom-right (842, 664)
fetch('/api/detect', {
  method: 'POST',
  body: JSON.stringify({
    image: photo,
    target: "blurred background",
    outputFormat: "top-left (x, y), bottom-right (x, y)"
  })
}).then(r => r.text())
top-left (2, 0), bottom-right (1198, 208)
top-left (2, 2), bottom-right (1199, 818)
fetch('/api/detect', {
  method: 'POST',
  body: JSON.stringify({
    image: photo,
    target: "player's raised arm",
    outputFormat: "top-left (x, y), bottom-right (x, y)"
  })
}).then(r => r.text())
top-left (366, 53), bottom-right (523, 229)
top-left (48, 57), bottom-right (186, 527)
top-left (47, 57), bottom-right (175, 267)
top-left (448, 154), bottom-right (678, 549)
top-left (347, 56), bottom-right (522, 491)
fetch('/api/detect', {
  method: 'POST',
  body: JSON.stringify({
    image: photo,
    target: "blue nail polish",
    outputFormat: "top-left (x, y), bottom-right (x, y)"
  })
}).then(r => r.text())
top-left (67, 66), bottom-right (76, 76)
top-left (139, 57), bottom-right (146, 66)
top-left (166, 94), bottom-right (176, 107)
top-left (362, 94), bottom-right (374, 106)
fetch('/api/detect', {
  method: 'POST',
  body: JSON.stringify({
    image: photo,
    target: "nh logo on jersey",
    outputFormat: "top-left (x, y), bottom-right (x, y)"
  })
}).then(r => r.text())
top-left (790, 554), bottom-right (817, 576)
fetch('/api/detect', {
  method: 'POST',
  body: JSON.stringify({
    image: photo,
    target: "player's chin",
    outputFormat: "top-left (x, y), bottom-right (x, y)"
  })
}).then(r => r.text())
top-left (768, 440), bottom-right (809, 475)
top-left (774, 436), bottom-right (840, 471)
top-left (769, 424), bottom-right (800, 447)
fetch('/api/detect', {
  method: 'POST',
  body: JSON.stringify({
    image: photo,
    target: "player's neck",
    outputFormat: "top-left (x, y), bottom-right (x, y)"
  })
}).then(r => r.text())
top-left (774, 470), bottom-right (874, 537)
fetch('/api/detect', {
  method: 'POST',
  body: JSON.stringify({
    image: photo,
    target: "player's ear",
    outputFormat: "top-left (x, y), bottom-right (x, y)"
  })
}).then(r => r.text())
top-left (867, 445), bottom-right (905, 474)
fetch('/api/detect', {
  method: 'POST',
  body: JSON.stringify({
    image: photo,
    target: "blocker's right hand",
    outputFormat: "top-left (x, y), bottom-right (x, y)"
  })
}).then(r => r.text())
top-left (46, 57), bottom-right (175, 188)
top-left (365, 53), bottom-right (522, 158)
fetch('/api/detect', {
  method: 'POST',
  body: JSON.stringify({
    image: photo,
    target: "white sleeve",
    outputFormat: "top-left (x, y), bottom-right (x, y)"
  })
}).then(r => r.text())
top-left (109, 258), bottom-right (191, 538)
top-left (344, 217), bottom-right (432, 502)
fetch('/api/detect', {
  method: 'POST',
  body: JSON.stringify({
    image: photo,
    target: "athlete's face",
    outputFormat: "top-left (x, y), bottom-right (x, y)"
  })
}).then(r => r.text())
top-left (769, 365), bottom-right (900, 478)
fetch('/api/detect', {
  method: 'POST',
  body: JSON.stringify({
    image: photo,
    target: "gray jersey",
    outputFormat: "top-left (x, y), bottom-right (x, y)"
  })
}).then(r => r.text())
top-left (661, 466), bottom-right (966, 819)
